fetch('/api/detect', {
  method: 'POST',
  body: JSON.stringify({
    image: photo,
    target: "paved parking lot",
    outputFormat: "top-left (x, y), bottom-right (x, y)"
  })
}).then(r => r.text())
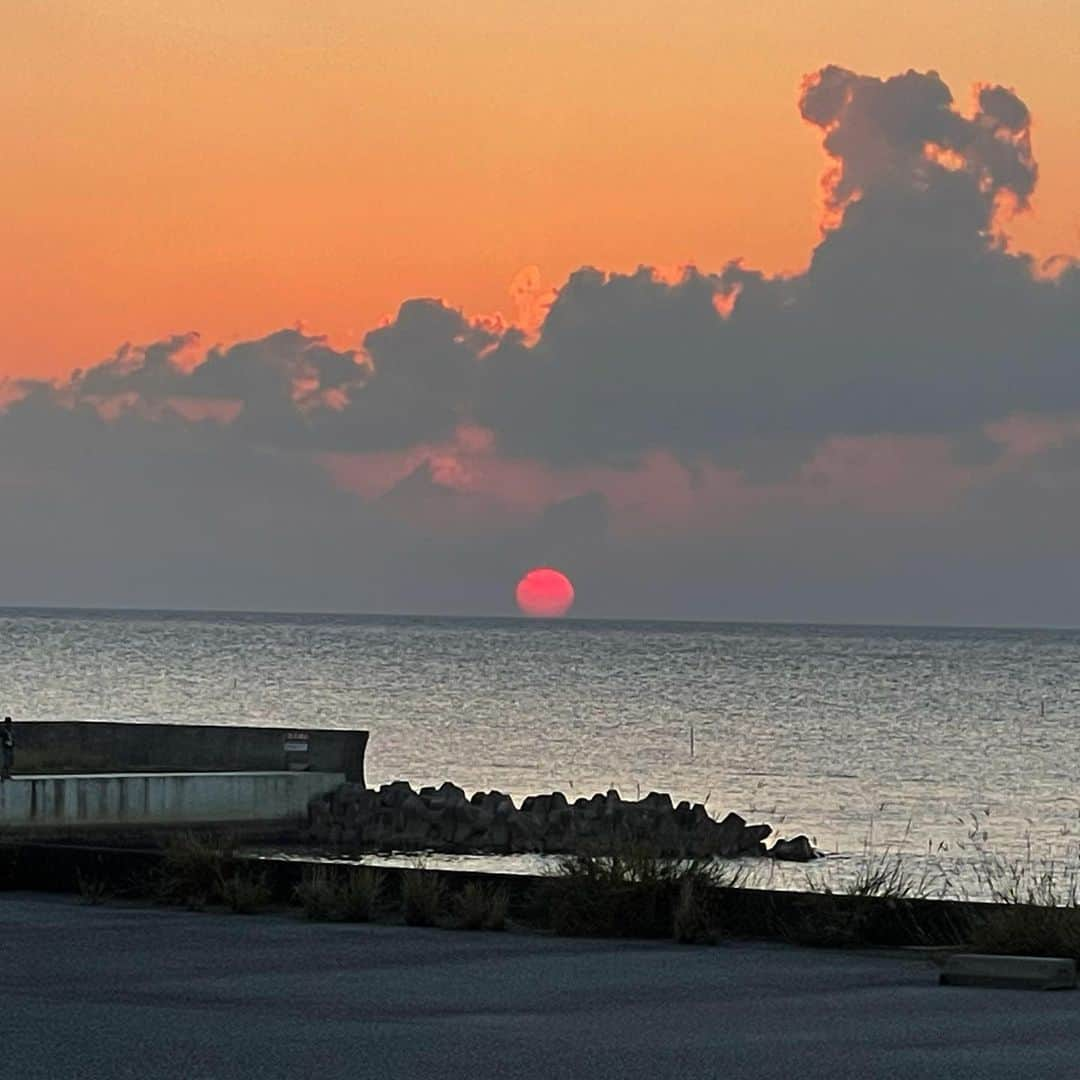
top-left (4, 893), bottom-right (1077, 1079)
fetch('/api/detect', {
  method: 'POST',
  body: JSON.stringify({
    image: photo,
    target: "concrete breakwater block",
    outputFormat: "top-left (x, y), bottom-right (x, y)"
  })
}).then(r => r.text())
top-left (940, 954), bottom-right (1077, 990)
top-left (308, 780), bottom-right (819, 860)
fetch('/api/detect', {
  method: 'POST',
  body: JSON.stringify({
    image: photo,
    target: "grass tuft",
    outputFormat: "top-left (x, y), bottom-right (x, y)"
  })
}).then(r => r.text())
top-left (453, 881), bottom-right (509, 931)
top-left (338, 867), bottom-right (386, 922)
top-left (847, 853), bottom-right (926, 900)
top-left (965, 854), bottom-right (1080, 959)
top-left (539, 847), bottom-right (738, 940)
top-left (219, 869), bottom-right (272, 914)
top-left (294, 866), bottom-right (386, 922)
top-left (295, 867), bottom-right (342, 921)
top-left (153, 831), bottom-right (235, 906)
top-left (76, 867), bottom-right (110, 906)
top-left (402, 870), bottom-right (444, 927)
top-left (672, 875), bottom-right (716, 944)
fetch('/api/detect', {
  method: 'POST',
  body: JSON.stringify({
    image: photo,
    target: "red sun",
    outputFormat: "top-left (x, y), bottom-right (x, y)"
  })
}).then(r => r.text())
top-left (515, 567), bottom-right (575, 618)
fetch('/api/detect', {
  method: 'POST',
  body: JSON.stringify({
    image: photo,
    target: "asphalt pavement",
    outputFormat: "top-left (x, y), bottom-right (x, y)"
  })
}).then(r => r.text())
top-left (4, 892), bottom-right (1077, 1079)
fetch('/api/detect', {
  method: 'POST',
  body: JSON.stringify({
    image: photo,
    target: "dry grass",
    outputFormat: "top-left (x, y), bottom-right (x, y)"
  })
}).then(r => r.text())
top-left (153, 831), bottom-right (235, 907)
top-left (294, 865), bottom-right (386, 922)
top-left (793, 838), bottom-right (1080, 956)
top-left (402, 870), bottom-right (445, 927)
top-left (847, 853), bottom-right (943, 900)
top-left (453, 881), bottom-right (509, 931)
top-left (219, 869), bottom-right (272, 914)
top-left (338, 867), bottom-right (386, 922)
top-left (975, 851), bottom-right (1080, 908)
top-left (294, 867), bottom-right (340, 920)
top-left (539, 848), bottom-right (740, 940)
top-left (672, 875), bottom-right (716, 944)
top-left (963, 853), bottom-right (1080, 959)
top-left (76, 867), bottom-right (110, 906)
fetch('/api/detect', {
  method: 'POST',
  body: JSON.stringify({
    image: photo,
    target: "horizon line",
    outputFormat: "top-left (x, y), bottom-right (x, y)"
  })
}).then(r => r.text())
top-left (0, 602), bottom-right (1077, 635)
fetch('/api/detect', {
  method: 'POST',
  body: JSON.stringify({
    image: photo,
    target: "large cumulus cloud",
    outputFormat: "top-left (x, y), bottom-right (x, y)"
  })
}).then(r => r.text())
top-left (46, 66), bottom-right (1075, 472)
top-left (476, 67), bottom-right (1075, 466)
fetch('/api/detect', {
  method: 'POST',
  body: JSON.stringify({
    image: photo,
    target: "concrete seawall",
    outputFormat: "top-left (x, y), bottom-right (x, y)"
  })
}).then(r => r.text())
top-left (0, 771), bottom-right (344, 830)
top-left (13, 722), bottom-right (367, 784)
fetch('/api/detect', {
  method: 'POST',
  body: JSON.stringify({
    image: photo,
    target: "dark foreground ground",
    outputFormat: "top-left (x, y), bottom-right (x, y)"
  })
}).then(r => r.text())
top-left (5, 893), bottom-right (1078, 1080)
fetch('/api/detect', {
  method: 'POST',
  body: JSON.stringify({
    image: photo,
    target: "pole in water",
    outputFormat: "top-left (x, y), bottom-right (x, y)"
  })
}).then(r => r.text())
top-left (1040, 698), bottom-right (1045, 718)
top-left (689, 723), bottom-right (695, 759)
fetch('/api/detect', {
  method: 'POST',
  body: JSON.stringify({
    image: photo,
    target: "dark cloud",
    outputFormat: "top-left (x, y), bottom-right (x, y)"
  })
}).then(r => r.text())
top-left (326, 300), bottom-right (495, 452)
top-left (75, 333), bottom-right (200, 399)
top-left (30, 65), bottom-right (1077, 476)
top-left (475, 266), bottom-right (735, 465)
top-left (799, 67), bottom-right (1036, 217)
top-left (530, 491), bottom-right (610, 574)
top-left (470, 66), bottom-right (1068, 467)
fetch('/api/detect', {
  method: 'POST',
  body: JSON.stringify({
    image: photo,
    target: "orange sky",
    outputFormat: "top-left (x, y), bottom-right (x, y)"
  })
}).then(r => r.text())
top-left (4, 0), bottom-right (1078, 378)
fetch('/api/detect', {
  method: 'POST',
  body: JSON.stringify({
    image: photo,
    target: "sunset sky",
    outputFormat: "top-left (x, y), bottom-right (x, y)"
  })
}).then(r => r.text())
top-left (5, 1), bottom-right (1077, 374)
top-left (2, 2), bottom-right (1079, 623)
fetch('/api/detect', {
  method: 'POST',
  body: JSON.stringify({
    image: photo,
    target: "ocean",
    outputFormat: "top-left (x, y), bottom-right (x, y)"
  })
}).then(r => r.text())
top-left (3, 606), bottom-right (1079, 895)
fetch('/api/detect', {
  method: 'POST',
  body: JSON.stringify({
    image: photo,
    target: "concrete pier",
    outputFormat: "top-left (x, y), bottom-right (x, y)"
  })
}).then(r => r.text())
top-left (0, 771), bottom-right (344, 830)
top-left (13, 721), bottom-right (367, 783)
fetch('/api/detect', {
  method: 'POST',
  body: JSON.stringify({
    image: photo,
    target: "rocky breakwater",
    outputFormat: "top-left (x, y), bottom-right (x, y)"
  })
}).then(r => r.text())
top-left (307, 781), bottom-right (819, 861)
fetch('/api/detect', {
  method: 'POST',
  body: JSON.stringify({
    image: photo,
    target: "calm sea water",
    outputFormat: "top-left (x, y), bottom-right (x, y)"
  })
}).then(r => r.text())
top-left (4, 607), bottom-right (1080, 893)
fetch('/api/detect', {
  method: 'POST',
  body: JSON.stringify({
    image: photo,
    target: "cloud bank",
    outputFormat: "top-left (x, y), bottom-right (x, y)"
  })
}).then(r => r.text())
top-left (2, 66), bottom-right (1078, 623)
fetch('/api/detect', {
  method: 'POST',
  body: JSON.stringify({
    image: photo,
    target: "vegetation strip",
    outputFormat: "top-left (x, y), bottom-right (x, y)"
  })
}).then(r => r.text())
top-left (6, 838), bottom-right (1080, 960)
